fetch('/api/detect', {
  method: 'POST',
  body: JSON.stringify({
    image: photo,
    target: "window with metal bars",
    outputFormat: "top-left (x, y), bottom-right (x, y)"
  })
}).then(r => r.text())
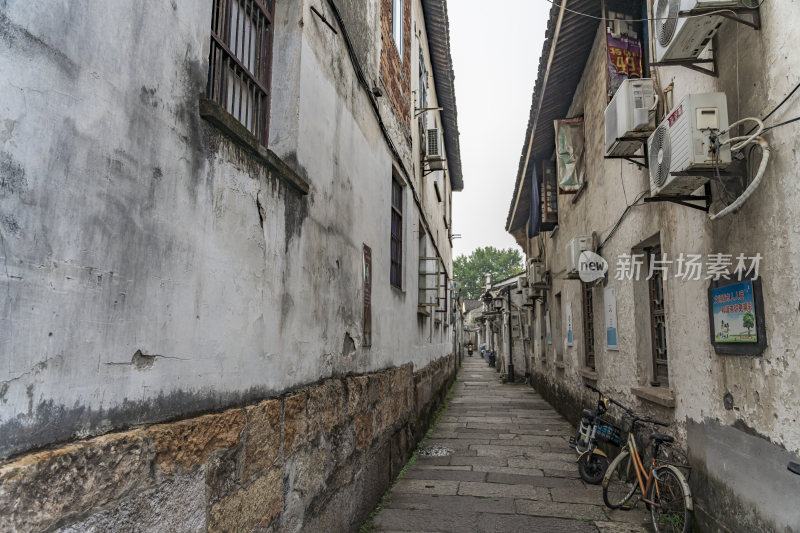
top-left (390, 178), bottom-right (403, 288)
top-left (646, 245), bottom-right (668, 386)
top-left (581, 282), bottom-right (596, 370)
top-left (207, 0), bottom-right (274, 147)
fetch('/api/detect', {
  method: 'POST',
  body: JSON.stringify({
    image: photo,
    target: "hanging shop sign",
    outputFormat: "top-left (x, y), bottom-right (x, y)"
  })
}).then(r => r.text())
top-left (604, 286), bottom-right (619, 350)
top-left (607, 33), bottom-right (643, 97)
top-left (707, 278), bottom-right (767, 356)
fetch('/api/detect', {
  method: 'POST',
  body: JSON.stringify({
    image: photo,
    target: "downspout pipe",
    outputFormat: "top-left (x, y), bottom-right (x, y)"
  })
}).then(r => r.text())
top-left (506, 289), bottom-right (515, 382)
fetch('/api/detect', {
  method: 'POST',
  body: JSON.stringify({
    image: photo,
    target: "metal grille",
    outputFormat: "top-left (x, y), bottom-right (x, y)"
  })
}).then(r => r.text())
top-left (207, 0), bottom-right (274, 146)
top-left (391, 179), bottom-right (403, 288)
top-left (647, 246), bottom-right (669, 386)
top-left (649, 125), bottom-right (671, 188)
top-left (656, 0), bottom-right (679, 47)
top-left (582, 282), bottom-right (595, 370)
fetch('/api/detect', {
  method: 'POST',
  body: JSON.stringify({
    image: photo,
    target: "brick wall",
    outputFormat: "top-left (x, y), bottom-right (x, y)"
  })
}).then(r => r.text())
top-left (380, 0), bottom-right (411, 132)
top-left (0, 354), bottom-right (456, 532)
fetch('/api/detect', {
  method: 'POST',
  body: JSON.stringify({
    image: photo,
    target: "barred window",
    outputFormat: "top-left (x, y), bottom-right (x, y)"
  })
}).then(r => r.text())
top-left (647, 245), bottom-right (668, 386)
top-left (390, 178), bottom-right (403, 288)
top-left (582, 282), bottom-right (595, 370)
top-left (207, 0), bottom-right (274, 146)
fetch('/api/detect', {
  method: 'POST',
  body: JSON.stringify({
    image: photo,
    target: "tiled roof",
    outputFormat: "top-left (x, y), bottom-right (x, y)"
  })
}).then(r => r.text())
top-left (421, 0), bottom-right (463, 191)
top-left (505, 0), bottom-right (601, 233)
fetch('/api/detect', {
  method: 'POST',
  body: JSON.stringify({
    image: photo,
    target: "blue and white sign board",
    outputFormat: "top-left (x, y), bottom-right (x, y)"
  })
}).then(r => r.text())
top-left (711, 280), bottom-right (757, 343)
top-left (604, 286), bottom-right (618, 350)
top-left (566, 301), bottom-right (573, 346)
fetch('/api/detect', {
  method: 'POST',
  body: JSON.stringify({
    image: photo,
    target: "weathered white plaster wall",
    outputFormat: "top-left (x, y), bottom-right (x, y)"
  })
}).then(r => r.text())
top-left (522, 3), bottom-right (800, 527)
top-left (0, 0), bottom-right (456, 459)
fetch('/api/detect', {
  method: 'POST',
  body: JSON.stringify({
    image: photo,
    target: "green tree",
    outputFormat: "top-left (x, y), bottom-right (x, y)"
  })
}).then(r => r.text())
top-left (742, 311), bottom-right (755, 337)
top-left (454, 247), bottom-right (524, 300)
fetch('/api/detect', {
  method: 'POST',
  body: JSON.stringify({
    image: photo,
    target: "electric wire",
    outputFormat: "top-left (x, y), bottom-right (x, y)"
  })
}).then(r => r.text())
top-left (540, 0), bottom-right (766, 23)
top-left (597, 189), bottom-right (649, 253)
top-left (746, 80), bottom-right (800, 134)
top-left (762, 115), bottom-right (800, 133)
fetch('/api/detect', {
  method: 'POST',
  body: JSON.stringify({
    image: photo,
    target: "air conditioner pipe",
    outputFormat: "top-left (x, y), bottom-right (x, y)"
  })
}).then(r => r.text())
top-left (709, 136), bottom-right (770, 221)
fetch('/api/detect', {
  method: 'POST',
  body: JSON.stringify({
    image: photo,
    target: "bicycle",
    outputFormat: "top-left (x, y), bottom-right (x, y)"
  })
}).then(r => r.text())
top-left (570, 384), bottom-right (625, 484)
top-left (602, 409), bottom-right (693, 533)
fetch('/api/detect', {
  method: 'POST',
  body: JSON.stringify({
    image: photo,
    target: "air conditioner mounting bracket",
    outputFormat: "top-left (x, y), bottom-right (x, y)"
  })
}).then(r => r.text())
top-left (643, 182), bottom-right (713, 212)
top-left (651, 57), bottom-right (717, 78)
top-left (679, 6), bottom-right (761, 31)
top-left (605, 137), bottom-right (649, 168)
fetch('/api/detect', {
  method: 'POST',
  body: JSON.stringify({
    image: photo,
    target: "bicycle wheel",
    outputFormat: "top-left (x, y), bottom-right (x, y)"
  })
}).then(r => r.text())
top-left (578, 451), bottom-right (609, 485)
top-left (602, 450), bottom-right (639, 509)
top-left (649, 465), bottom-right (691, 533)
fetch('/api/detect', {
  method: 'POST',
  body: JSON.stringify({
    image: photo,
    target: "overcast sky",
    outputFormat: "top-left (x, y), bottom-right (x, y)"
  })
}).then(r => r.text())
top-left (449, 0), bottom-right (549, 258)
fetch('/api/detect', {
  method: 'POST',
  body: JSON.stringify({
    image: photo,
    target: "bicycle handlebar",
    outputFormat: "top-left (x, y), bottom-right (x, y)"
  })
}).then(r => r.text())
top-left (584, 384), bottom-right (635, 414)
top-left (609, 397), bottom-right (633, 414)
top-left (629, 415), bottom-right (670, 428)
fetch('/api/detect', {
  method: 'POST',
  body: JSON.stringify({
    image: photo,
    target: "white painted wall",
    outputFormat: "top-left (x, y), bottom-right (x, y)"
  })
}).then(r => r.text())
top-left (0, 0), bottom-right (458, 458)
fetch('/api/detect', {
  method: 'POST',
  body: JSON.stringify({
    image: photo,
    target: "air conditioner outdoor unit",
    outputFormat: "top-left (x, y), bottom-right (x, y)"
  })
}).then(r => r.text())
top-left (566, 236), bottom-right (591, 277)
top-left (647, 92), bottom-right (731, 197)
top-left (425, 127), bottom-right (445, 170)
top-left (605, 78), bottom-right (657, 157)
top-left (653, 0), bottom-right (753, 62)
top-left (528, 260), bottom-right (547, 287)
top-left (516, 277), bottom-right (528, 293)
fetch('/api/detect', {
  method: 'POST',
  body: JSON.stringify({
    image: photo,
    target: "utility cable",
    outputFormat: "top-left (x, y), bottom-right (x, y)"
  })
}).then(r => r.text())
top-left (762, 116), bottom-right (800, 133)
top-left (746, 80), bottom-right (800, 134)
top-left (597, 189), bottom-right (649, 253)
top-left (322, 0), bottom-right (451, 275)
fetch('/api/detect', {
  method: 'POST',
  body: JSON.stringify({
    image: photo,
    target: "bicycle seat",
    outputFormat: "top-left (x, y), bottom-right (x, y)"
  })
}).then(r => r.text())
top-left (649, 431), bottom-right (674, 443)
top-left (581, 408), bottom-right (597, 420)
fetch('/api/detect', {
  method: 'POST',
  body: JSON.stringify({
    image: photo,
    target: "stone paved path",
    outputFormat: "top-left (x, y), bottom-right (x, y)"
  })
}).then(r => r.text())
top-left (370, 356), bottom-right (652, 532)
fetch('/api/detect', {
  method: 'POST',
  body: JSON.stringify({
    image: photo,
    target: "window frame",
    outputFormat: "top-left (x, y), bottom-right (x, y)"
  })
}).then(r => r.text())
top-left (581, 282), bottom-right (596, 371)
top-left (206, 0), bottom-right (275, 147)
top-left (390, 177), bottom-right (404, 289)
top-left (646, 245), bottom-right (669, 386)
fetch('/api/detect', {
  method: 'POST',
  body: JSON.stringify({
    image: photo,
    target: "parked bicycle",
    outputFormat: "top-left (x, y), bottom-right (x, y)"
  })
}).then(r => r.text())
top-left (569, 384), bottom-right (626, 484)
top-left (602, 408), bottom-right (693, 533)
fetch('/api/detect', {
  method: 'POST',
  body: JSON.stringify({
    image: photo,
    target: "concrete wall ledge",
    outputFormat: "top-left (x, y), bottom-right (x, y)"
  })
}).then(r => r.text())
top-left (198, 97), bottom-right (310, 195)
top-left (631, 386), bottom-right (675, 408)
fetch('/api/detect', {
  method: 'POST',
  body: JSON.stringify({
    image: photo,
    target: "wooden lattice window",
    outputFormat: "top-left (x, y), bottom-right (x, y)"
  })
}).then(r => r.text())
top-left (207, 0), bottom-right (274, 146)
top-left (647, 245), bottom-right (668, 386)
top-left (582, 282), bottom-right (596, 370)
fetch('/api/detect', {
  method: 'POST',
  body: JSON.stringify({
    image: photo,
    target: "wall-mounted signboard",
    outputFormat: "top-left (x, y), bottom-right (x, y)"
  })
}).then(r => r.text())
top-left (707, 278), bottom-right (766, 356)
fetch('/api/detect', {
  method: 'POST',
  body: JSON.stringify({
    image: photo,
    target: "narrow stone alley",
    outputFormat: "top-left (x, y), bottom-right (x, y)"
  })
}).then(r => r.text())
top-left (370, 356), bottom-right (651, 532)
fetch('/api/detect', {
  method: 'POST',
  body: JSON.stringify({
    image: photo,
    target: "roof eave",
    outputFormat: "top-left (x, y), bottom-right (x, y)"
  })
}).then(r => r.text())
top-left (421, 0), bottom-right (463, 191)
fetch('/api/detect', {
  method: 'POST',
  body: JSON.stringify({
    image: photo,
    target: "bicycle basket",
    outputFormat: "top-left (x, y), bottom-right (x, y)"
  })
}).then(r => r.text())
top-left (596, 419), bottom-right (623, 446)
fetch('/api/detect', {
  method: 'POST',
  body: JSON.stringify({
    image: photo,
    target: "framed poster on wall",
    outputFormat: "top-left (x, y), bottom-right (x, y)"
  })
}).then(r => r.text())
top-left (708, 278), bottom-right (766, 355)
